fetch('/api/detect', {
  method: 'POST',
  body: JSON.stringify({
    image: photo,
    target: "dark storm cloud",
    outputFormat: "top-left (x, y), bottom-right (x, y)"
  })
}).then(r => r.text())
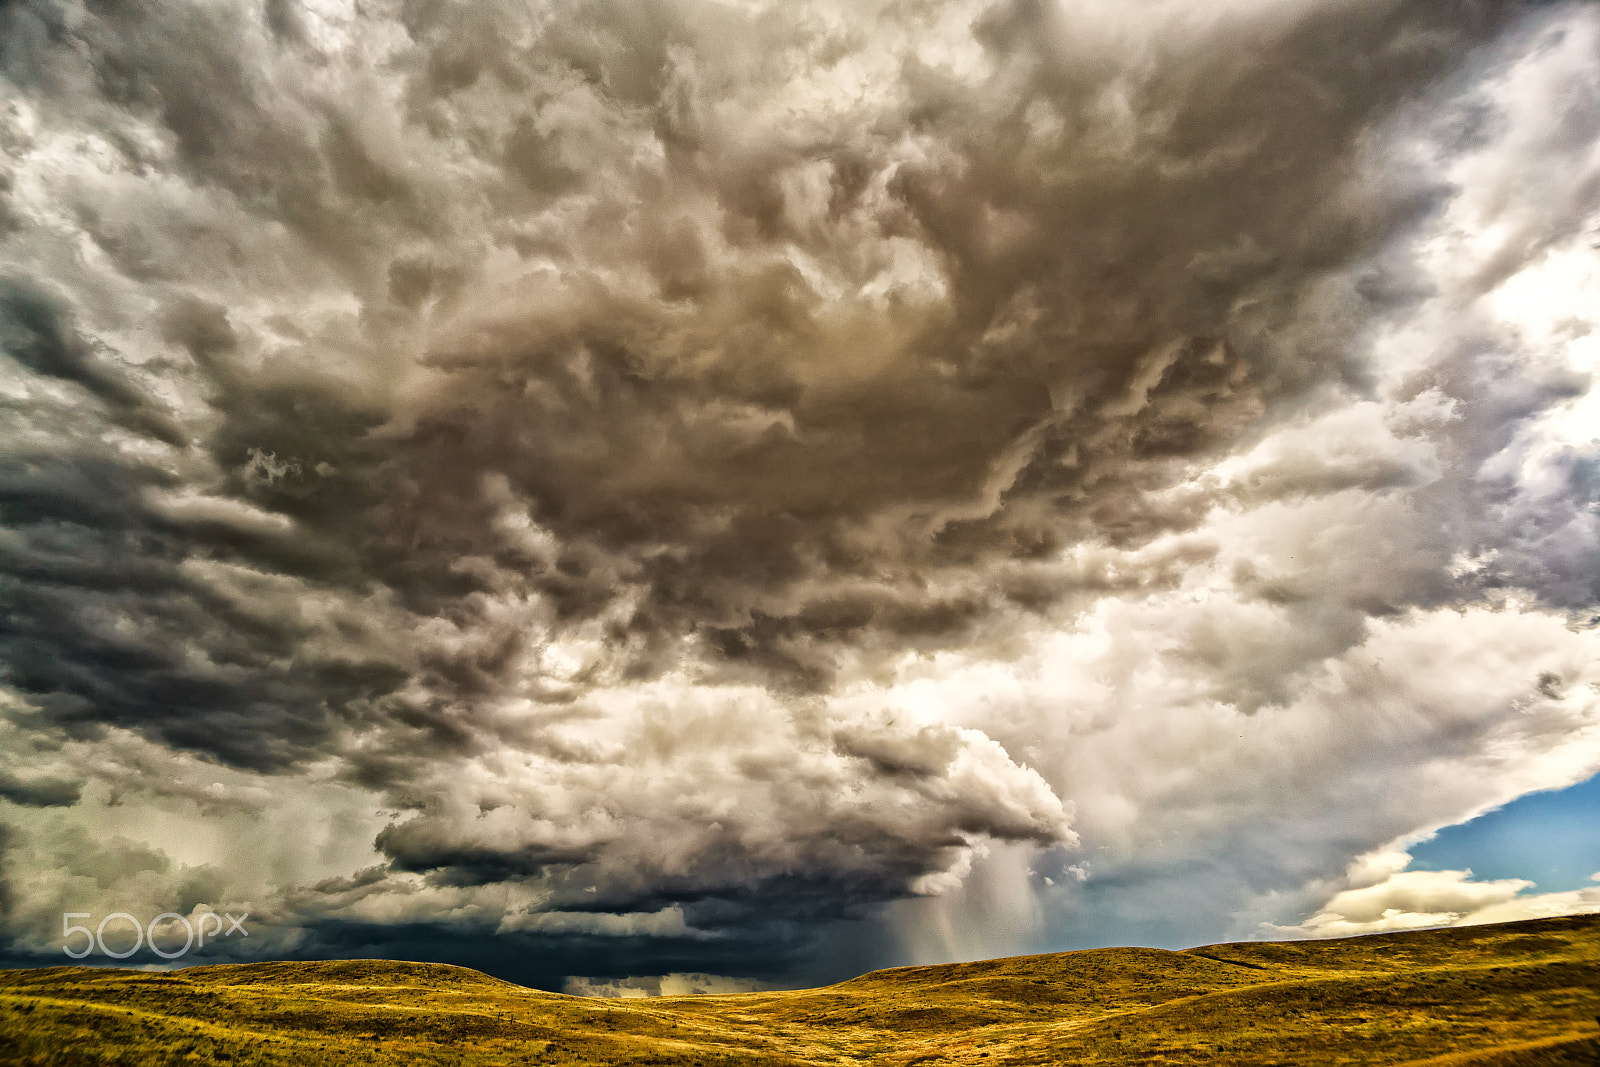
top-left (0, 276), bottom-right (184, 445)
top-left (345, 0), bottom-right (1541, 689)
top-left (0, 771), bottom-right (78, 808)
top-left (236, 916), bottom-right (820, 992)
top-left (1, 0), bottom-right (1592, 983)
top-left (0, 417), bottom-right (410, 770)
top-left (0, 0), bottom-right (1537, 750)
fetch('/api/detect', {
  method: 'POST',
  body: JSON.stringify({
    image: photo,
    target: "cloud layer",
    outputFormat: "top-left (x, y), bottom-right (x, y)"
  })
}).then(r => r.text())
top-left (2, 0), bottom-right (1599, 988)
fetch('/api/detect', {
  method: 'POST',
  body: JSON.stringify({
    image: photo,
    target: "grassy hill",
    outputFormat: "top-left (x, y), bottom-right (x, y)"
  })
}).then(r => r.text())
top-left (2, 913), bottom-right (1597, 1065)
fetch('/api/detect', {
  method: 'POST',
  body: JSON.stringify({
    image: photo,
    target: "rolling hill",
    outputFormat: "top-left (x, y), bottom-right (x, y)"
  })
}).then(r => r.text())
top-left (2, 913), bottom-right (1597, 1065)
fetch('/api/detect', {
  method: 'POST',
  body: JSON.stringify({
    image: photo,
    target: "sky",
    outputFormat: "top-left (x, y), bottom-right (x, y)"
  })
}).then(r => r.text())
top-left (1408, 771), bottom-right (1600, 892)
top-left (1, 0), bottom-right (1599, 995)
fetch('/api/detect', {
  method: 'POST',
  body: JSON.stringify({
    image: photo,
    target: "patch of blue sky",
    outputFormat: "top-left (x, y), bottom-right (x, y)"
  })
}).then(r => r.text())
top-left (1409, 772), bottom-right (1600, 892)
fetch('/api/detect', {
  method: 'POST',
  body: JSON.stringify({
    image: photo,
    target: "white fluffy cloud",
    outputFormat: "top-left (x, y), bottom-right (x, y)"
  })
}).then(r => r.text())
top-left (1276, 852), bottom-right (1600, 938)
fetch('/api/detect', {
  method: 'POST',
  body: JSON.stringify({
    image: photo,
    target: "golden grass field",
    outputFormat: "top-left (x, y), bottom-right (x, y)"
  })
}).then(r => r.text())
top-left (1, 913), bottom-right (1597, 1065)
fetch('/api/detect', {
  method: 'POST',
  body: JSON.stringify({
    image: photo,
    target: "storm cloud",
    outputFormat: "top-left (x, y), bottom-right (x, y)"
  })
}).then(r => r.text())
top-left (3, 0), bottom-right (1600, 988)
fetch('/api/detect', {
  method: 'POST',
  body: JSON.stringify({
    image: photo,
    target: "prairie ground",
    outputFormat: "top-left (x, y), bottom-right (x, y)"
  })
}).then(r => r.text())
top-left (2, 913), bottom-right (1597, 1065)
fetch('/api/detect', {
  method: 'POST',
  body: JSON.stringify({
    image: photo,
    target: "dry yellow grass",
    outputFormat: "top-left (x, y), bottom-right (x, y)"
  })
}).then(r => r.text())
top-left (2, 913), bottom-right (1597, 1065)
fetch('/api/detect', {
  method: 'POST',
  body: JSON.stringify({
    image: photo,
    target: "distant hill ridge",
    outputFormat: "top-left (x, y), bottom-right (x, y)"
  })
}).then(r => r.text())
top-left (175, 958), bottom-right (525, 990)
top-left (3, 912), bottom-right (1597, 1065)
